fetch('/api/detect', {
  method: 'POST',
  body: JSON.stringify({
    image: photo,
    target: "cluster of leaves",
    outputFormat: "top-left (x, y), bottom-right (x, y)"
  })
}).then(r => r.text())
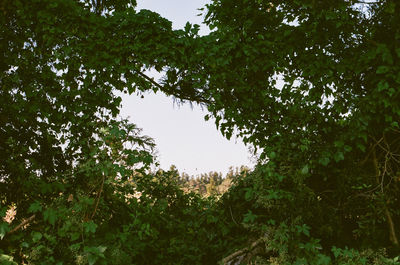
top-left (179, 0), bottom-right (400, 262)
top-left (0, 2), bottom-right (244, 263)
top-left (0, 0), bottom-right (217, 263)
top-left (166, 0), bottom-right (400, 262)
top-left (2, 0), bottom-right (400, 264)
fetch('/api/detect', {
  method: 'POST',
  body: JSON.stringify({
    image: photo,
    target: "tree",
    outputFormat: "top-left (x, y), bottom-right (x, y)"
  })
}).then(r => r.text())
top-left (2, 0), bottom-right (400, 263)
top-left (159, 0), bottom-right (400, 261)
top-left (0, 0), bottom-right (208, 263)
top-left (165, 0), bottom-right (400, 259)
top-left (0, 0), bottom-right (250, 263)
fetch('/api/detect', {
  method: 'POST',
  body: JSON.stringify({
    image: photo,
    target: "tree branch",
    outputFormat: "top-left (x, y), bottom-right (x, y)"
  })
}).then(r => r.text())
top-left (221, 238), bottom-right (266, 265)
top-left (8, 214), bottom-right (36, 235)
top-left (91, 174), bottom-right (105, 220)
top-left (372, 146), bottom-right (399, 246)
top-left (135, 70), bottom-right (210, 105)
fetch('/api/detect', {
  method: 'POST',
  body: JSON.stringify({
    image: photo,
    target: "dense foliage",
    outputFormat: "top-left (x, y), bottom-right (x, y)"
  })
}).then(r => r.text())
top-left (1, 0), bottom-right (400, 264)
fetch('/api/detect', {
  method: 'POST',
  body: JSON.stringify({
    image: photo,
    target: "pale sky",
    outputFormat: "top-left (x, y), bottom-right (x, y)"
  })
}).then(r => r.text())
top-left (118, 0), bottom-right (253, 176)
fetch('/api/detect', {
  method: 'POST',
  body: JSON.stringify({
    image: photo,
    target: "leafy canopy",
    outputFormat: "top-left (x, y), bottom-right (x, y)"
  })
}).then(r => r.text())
top-left (1, 0), bottom-right (400, 263)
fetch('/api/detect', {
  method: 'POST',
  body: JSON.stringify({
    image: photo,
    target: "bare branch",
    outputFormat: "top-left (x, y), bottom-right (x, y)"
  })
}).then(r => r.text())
top-left (8, 214), bottom-right (36, 235)
top-left (221, 238), bottom-right (265, 265)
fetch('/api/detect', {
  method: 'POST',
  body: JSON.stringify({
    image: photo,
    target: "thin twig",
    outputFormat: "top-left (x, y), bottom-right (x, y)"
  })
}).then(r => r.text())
top-left (229, 206), bottom-right (239, 226)
top-left (372, 146), bottom-right (399, 246)
top-left (359, 136), bottom-right (383, 166)
top-left (91, 174), bottom-right (105, 220)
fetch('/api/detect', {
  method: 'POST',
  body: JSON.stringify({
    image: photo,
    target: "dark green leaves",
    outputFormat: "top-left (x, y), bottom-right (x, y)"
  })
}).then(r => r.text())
top-left (301, 165), bottom-right (309, 175)
top-left (83, 246), bottom-right (107, 265)
top-left (2, 0), bottom-right (400, 263)
top-left (0, 254), bottom-right (18, 265)
top-left (333, 152), bottom-right (344, 162)
top-left (28, 201), bottom-right (42, 213)
top-left (243, 210), bottom-right (257, 223)
top-left (83, 221), bottom-right (98, 234)
top-left (0, 222), bottom-right (9, 240)
top-left (376, 66), bottom-right (390, 74)
top-left (296, 224), bottom-right (310, 237)
top-left (318, 153), bottom-right (330, 166)
top-left (43, 208), bottom-right (57, 226)
top-left (31, 231), bottom-right (42, 243)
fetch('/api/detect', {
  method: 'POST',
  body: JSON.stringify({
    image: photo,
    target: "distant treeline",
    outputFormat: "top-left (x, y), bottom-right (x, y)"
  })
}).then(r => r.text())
top-left (155, 165), bottom-right (251, 197)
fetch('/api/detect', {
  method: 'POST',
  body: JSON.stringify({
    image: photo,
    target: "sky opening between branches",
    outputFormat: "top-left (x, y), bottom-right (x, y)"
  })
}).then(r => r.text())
top-left (119, 0), bottom-right (253, 176)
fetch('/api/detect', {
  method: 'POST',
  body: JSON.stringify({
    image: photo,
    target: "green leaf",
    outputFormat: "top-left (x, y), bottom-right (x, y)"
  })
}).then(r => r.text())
top-left (316, 254), bottom-right (331, 265)
top-left (267, 190), bottom-right (279, 200)
top-left (276, 174), bottom-right (285, 182)
top-left (69, 243), bottom-right (82, 252)
top-left (21, 242), bottom-right (29, 248)
top-left (344, 145), bottom-right (352, 152)
top-left (97, 246), bottom-right (107, 254)
top-left (0, 222), bottom-right (9, 240)
top-left (334, 152), bottom-right (345, 162)
top-left (376, 66), bottom-right (390, 74)
top-left (0, 254), bottom-right (18, 265)
top-left (31, 231), bottom-right (42, 242)
top-left (301, 165), bottom-right (309, 174)
top-left (319, 156), bottom-right (330, 166)
top-left (87, 253), bottom-right (98, 265)
top-left (207, 215), bottom-right (218, 224)
top-left (84, 221), bottom-right (98, 234)
top-left (331, 246), bottom-right (341, 258)
top-left (356, 143), bottom-right (366, 152)
top-left (244, 188), bottom-right (253, 201)
top-left (43, 208), bottom-right (57, 226)
top-left (84, 246), bottom-right (107, 265)
top-left (184, 22), bottom-right (192, 32)
top-left (378, 81), bottom-right (389, 91)
top-left (70, 232), bottom-right (80, 241)
top-left (0, 207), bottom-right (7, 218)
top-left (28, 201), bottom-right (42, 213)
top-left (243, 210), bottom-right (257, 223)
top-left (334, 140), bottom-right (344, 148)
top-left (269, 151), bottom-right (276, 159)
top-left (296, 224), bottom-right (310, 237)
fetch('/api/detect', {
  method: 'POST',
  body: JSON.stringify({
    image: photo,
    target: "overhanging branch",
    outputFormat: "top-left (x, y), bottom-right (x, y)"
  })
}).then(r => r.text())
top-left (135, 70), bottom-right (211, 105)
